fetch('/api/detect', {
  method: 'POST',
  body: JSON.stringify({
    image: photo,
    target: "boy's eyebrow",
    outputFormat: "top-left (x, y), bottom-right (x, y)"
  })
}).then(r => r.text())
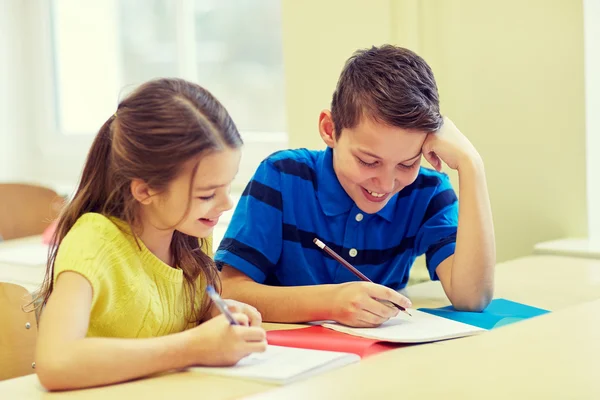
top-left (358, 149), bottom-right (422, 163)
top-left (400, 152), bottom-right (422, 163)
top-left (357, 149), bottom-right (382, 160)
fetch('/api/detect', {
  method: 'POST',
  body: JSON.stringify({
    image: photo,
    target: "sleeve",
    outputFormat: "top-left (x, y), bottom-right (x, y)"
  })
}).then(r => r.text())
top-left (414, 173), bottom-right (459, 281)
top-left (53, 216), bottom-right (112, 309)
top-left (214, 160), bottom-right (283, 283)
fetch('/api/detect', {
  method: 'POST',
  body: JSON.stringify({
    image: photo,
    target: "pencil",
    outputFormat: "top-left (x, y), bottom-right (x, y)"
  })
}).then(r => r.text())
top-left (313, 238), bottom-right (411, 316)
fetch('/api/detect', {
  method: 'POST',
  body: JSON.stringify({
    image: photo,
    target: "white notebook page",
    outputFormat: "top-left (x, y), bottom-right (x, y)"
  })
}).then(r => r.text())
top-left (323, 309), bottom-right (485, 343)
top-left (190, 345), bottom-right (359, 385)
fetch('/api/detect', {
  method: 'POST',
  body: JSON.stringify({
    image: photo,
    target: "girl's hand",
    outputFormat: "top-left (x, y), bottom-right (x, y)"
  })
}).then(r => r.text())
top-left (208, 298), bottom-right (262, 327)
top-left (187, 313), bottom-right (267, 366)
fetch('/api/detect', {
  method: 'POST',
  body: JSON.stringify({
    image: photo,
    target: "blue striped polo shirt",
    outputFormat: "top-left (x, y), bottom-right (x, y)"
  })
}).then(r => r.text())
top-left (215, 147), bottom-right (458, 290)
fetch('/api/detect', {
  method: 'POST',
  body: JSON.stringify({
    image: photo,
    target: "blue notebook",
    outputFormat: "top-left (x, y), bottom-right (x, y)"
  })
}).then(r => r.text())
top-left (418, 298), bottom-right (550, 330)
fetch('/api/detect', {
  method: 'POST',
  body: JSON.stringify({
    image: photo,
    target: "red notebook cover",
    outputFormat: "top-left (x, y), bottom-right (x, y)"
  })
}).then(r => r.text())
top-left (266, 326), bottom-right (405, 358)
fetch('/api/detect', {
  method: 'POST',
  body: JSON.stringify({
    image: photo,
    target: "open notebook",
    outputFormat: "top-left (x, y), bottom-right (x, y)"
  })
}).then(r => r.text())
top-left (190, 345), bottom-right (359, 385)
top-left (266, 299), bottom-right (549, 357)
top-left (322, 308), bottom-right (486, 343)
top-left (267, 326), bottom-right (401, 358)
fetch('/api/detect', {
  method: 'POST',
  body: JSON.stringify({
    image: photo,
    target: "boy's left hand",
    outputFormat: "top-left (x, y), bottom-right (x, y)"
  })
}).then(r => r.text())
top-left (209, 299), bottom-right (263, 327)
top-left (422, 116), bottom-right (482, 171)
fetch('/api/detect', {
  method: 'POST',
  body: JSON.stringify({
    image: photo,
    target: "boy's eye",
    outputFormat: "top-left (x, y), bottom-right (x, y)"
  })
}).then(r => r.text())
top-left (198, 194), bottom-right (215, 201)
top-left (357, 157), bottom-right (378, 167)
top-left (399, 160), bottom-right (419, 170)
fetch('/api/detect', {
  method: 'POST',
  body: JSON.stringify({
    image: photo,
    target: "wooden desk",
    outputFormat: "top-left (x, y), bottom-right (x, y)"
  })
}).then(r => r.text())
top-left (1, 255), bottom-right (599, 399)
top-left (249, 298), bottom-right (600, 400)
top-left (401, 255), bottom-right (600, 311)
top-left (534, 237), bottom-right (600, 259)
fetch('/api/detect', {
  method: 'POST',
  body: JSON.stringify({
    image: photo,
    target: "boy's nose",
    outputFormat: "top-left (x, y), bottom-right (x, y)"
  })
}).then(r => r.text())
top-left (373, 173), bottom-right (395, 193)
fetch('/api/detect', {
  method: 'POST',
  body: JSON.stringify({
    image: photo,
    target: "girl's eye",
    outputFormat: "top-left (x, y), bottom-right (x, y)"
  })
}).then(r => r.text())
top-left (198, 194), bottom-right (215, 201)
top-left (357, 157), bottom-right (378, 168)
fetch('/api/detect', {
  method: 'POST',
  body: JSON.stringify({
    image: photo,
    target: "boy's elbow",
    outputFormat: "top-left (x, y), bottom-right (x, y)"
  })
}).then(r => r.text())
top-left (450, 286), bottom-right (494, 312)
top-left (452, 298), bottom-right (489, 312)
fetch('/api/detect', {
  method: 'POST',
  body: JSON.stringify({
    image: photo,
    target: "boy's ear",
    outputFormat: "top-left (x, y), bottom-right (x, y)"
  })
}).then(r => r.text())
top-left (130, 179), bottom-right (154, 205)
top-left (318, 110), bottom-right (336, 147)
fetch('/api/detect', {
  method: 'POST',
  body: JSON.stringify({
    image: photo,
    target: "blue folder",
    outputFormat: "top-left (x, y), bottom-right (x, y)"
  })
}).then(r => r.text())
top-left (419, 298), bottom-right (550, 330)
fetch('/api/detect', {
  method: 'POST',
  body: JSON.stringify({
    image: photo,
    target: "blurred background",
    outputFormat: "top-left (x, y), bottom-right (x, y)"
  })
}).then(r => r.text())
top-left (1, 0), bottom-right (599, 281)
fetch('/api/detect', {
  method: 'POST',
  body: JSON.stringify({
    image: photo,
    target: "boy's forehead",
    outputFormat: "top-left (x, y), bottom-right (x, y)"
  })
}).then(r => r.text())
top-left (354, 116), bottom-right (428, 135)
top-left (345, 118), bottom-right (426, 156)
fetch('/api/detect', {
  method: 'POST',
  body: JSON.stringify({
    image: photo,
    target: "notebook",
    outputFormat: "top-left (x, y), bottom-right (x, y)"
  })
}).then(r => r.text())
top-left (267, 326), bottom-right (401, 358)
top-left (189, 345), bottom-right (360, 385)
top-left (267, 299), bottom-right (549, 356)
top-left (322, 308), bottom-right (485, 343)
top-left (419, 298), bottom-right (550, 329)
top-left (321, 298), bottom-right (549, 343)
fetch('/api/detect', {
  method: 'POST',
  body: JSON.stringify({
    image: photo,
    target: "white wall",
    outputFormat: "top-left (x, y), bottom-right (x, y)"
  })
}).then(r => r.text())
top-left (584, 0), bottom-right (600, 241)
top-left (282, 0), bottom-right (588, 262)
top-left (417, 0), bottom-right (587, 260)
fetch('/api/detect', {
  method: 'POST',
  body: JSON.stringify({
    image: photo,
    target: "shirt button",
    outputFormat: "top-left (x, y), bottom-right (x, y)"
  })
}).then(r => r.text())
top-left (355, 213), bottom-right (364, 222)
top-left (349, 248), bottom-right (358, 257)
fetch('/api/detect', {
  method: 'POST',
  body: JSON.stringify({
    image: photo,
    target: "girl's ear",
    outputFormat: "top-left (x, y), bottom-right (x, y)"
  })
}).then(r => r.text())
top-left (130, 179), bottom-right (154, 205)
top-left (318, 110), bottom-right (337, 148)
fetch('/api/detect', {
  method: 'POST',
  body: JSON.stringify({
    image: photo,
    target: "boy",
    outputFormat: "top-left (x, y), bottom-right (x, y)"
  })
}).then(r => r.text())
top-left (216, 45), bottom-right (495, 327)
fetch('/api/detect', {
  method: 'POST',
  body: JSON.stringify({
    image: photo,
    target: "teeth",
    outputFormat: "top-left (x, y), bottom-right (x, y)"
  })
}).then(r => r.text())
top-left (366, 190), bottom-right (385, 198)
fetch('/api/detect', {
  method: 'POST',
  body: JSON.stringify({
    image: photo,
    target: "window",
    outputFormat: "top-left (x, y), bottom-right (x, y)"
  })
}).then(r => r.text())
top-left (50, 0), bottom-right (286, 136)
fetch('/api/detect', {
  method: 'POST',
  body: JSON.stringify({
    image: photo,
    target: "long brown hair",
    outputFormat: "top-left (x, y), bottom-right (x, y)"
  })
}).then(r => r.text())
top-left (31, 78), bottom-right (242, 323)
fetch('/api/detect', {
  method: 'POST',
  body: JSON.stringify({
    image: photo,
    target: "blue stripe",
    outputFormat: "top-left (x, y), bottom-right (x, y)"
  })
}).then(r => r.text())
top-left (421, 189), bottom-right (457, 226)
top-left (242, 180), bottom-right (283, 211)
top-left (397, 174), bottom-right (441, 200)
top-left (282, 223), bottom-right (316, 250)
top-left (282, 223), bottom-right (416, 266)
top-left (216, 238), bottom-right (275, 275)
top-left (425, 233), bottom-right (457, 265)
top-left (272, 159), bottom-right (318, 191)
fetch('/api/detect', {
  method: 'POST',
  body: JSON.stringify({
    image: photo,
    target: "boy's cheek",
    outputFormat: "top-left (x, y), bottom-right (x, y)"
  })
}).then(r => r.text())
top-left (399, 171), bottom-right (420, 189)
top-left (348, 165), bottom-right (371, 182)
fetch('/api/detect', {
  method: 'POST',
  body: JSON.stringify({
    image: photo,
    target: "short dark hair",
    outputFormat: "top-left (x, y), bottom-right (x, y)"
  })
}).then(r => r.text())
top-left (331, 44), bottom-right (443, 136)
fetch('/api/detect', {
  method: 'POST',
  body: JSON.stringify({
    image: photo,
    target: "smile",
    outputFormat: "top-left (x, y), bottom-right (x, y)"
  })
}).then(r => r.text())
top-left (360, 187), bottom-right (390, 203)
top-left (365, 189), bottom-right (386, 198)
top-left (199, 216), bottom-right (220, 227)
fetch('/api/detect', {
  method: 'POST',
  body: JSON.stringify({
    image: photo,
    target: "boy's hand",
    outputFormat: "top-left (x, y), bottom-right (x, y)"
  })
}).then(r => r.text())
top-left (330, 282), bottom-right (412, 328)
top-left (422, 116), bottom-right (482, 172)
top-left (209, 298), bottom-right (263, 327)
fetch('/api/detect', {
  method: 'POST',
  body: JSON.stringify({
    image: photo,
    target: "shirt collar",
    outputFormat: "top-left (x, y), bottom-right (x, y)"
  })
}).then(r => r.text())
top-left (316, 147), bottom-right (397, 222)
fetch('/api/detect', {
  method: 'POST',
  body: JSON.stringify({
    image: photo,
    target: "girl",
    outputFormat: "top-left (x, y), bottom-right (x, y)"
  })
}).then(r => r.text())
top-left (32, 78), bottom-right (267, 391)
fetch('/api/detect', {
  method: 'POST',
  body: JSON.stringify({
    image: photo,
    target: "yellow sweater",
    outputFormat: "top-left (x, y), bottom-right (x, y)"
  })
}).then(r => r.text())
top-left (53, 213), bottom-right (213, 338)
